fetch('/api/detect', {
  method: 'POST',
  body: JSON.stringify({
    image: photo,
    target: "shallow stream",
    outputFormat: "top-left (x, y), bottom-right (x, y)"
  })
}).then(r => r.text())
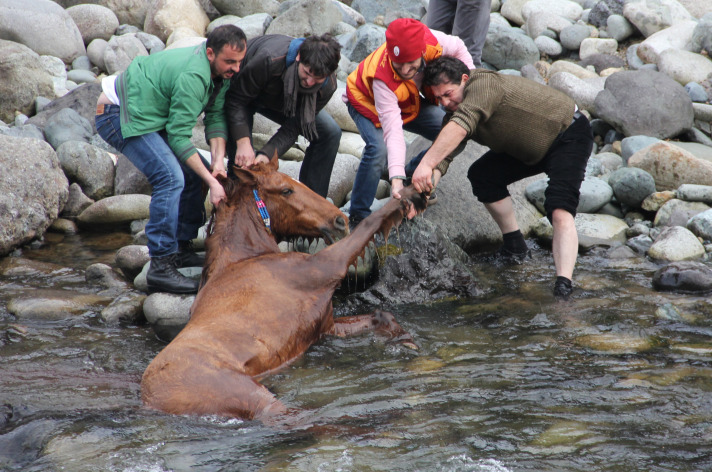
top-left (1, 230), bottom-right (711, 471)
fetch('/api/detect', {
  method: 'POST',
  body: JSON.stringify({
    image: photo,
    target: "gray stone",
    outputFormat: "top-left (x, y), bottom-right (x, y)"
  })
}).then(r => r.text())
top-left (535, 35), bottom-right (564, 56)
top-left (594, 70), bottom-right (694, 140)
top-left (77, 194), bottom-right (151, 227)
top-left (548, 72), bottom-right (606, 114)
top-left (135, 32), bottom-right (165, 54)
top-left (653, 199), bottom-right (710, 227)
top-left (339, 23), bottom-right (386, 64)
top-left (27, 83), bottom-right (103, 133)
top-left (44, 108), bottom-right (94, 150)
top-left (648, 225), bottom-right (705, 261)
top-left (85, 263), bottom-right (128, 289)
top-left (658, 49), bottom-right (712, 86)
top-left (587, 0), bottom-right (624, 27)
top-left (144, 0), bottom-right (210, 43)
top-left (626, 43), bottom-right (646, 70)
top-left (66, 69), bottom-right (97, 85)
top-left (87, 38), bottom-right (108, 71)
top-left (61, 183), bottom-right (94, 218)
top-left (211, 0), bottom-right (280, 17)
top-left (623, 0), bottom-right (695, 37)
top-left (142, 292), bottom-right (195, 341)
top-left (482, 23), bottom-right (540, 71)
top-left (115, 244), bottom-right (150, 280)
top-left (609, 167), bottom-right (656, 207)
top-left (677, 184), bottom-right (712, 203)
top-left (0, 0), bottom-right (86, 63)
top-left (7, 289), bottom-right (111, 321)
top-left (653, 261), bottom-right (712, 293)
top-left (350, 0), bottom-right (426, 23)
top-left (72, 55), bottom-right (93, 71)
top-left (687, 208), bottom-right (712, 240)
top-left (56, 141), bottom-right (115, 200)
top-left (0, 135), bottom-right (69, 256)
top-left (691, 13), bottom-right (712, 56)
top-left (626, 234), bottom-right (654, 253)
top-left (578, 53), bottom-right (625, 73)
top-left (559, 23), bottom-right (593, 50)
top-left (685, 82), bottom-right (710, 103)
top-left (0, 123), bottom-right (45, 141)
top-left (66, 4), bottom-right (120, 44)
top-left (606, 13), bottom-right (635, 41)
top-left (0, 40), bottom-right (55, 123)
top-left (621, 135), bottom-right (660, 163)
top-left (100, 290), bottom-right (146, 324)
top-left (103, 34), bottom-right (149, 75)
top-left (267, 0), bottom-right (343, 42)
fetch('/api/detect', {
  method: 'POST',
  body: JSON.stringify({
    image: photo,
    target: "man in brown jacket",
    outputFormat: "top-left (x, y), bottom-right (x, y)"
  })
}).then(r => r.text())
top-left (412, 56), bottom-right (593, 299)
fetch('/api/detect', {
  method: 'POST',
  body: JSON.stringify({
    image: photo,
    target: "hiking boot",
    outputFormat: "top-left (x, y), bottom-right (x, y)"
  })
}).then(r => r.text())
top-left (495, 246), bottom-right (531, 265)
top-left (175, 240), bottom-right (205, 268)
top-left (146, 254), bottom-right (199, 294)
top-left (553, 276), bottom-right (574, 300)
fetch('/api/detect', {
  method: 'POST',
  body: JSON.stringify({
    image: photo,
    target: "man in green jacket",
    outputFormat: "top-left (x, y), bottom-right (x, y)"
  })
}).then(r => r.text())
top-left (95, 25), bottom-right (247, 294)
top-left (412, 56), bottom-right (593, 299)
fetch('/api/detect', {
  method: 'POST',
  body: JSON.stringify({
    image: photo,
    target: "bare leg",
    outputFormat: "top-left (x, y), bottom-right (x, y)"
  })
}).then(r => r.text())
top-left (551, 208), bottom-right (578, 280)
top-left (328, 310), bottom-right (418, 349)
top-left (484, 197), bottom-right (519, 234)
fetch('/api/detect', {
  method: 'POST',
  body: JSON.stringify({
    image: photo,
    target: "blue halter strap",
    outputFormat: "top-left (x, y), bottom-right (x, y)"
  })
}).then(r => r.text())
top-left (253, 190), bottom-right (271, 235)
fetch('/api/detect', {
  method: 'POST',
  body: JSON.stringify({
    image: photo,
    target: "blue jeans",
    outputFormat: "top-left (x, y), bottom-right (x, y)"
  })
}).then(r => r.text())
top-left (348, 102), bottom-right (445, 220)
top-left (95, 104), bottom-right (207, 258)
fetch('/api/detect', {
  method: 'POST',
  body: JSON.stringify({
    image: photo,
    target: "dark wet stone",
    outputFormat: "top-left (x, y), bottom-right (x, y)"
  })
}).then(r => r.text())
top-left (652, 261), bottom-right (712, 293)
top-left (351, 217), bottom-right (481, 306)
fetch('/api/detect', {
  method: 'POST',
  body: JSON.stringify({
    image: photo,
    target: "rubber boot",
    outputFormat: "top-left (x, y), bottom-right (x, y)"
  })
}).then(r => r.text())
top-left (175, 240), bottom-right (205, 268)
top-left (146, 254), bottom-right (199, 294)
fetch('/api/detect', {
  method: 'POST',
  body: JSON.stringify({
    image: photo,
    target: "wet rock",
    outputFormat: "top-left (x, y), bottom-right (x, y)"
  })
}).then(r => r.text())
top-left (114, 245), bottom-right (150, 280)
top-left (351, 218), bottom-right (481, 306)
top-left (85, 263), bottom-right (128, 289)
top-left (652, 261), bottom-right (712, 293)
top-left (0, 135), bottom-right (69, 257)
top-left (77, 194), bottom-right (151, 227)
top-left (143, 292), bottom-right (194, 341)
top-left (56, 141), bottom-right (115, 200)
top-left (594, 70), bottom-right (694, 140)
top-left (626, 234), bottom-right (654, 254)
top-left (648, 226), bottom-right (706, 261)
top-left (100, 290), bottom-right (146, 324)
top-left (61, 183), bottom-right (94, 219)
top-left (629, 141), bottom-right (712, 191)
top-left (49, 218), bottom-right (78, 234)
top-left (653, 199), bottom-right (710, 227)
top-left (575, 332), bottom-right (656, 353)
top-left (7, 289), bottom-right (112, 320)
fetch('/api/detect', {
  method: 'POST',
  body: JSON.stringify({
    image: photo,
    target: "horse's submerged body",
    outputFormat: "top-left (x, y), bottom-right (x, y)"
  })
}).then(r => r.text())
top-left (140, 156), bottom-right (425, 423)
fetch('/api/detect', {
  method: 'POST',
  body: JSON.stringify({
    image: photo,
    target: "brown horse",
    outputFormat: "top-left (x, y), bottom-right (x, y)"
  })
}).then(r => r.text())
top-left (140, 155), bottom-right (426, 423)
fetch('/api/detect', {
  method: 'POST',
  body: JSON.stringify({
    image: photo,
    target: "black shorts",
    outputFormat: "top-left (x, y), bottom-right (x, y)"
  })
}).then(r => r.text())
top-left (467, 113), bottom-right (593, 222)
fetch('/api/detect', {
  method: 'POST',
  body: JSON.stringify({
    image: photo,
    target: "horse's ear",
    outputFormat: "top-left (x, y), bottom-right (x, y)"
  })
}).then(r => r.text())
top-left (233, 166), bottom-right (258, 186)
top-left (265, 150), bottom-right (279, 171)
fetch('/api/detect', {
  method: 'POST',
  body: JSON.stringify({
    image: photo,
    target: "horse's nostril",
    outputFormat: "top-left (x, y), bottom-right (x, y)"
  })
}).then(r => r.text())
top-left (335, 216), bottom-right (346, 231)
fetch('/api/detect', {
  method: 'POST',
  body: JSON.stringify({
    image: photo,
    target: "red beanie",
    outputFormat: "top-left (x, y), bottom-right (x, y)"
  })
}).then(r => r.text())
top-left (386, 18), bottom-right (427, 63)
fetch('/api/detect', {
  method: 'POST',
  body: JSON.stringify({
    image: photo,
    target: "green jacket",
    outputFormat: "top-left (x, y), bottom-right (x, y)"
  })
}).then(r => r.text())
top-left (115, 43), bottom-right (228, 162)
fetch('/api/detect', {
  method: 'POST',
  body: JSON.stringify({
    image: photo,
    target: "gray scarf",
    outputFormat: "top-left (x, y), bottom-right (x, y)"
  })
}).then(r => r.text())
top-left (283, 60), bottom-right (319, 142)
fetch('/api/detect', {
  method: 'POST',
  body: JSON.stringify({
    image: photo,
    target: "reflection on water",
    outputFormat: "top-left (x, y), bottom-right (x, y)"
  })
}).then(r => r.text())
top-left (1, 234), bottom-right (712, 471)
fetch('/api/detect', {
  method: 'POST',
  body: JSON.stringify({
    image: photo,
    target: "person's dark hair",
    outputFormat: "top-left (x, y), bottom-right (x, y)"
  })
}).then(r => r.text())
top-left (423, 56), bottom-right (470, 87)
top-left (206, 24), bottom-right (247, 54)
top-left (298, 33), bottom-right (341, 77)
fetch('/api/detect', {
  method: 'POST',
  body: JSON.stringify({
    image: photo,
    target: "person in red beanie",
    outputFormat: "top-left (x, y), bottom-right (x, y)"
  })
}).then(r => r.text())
top-left (344, 18), bottom-right (475, 229)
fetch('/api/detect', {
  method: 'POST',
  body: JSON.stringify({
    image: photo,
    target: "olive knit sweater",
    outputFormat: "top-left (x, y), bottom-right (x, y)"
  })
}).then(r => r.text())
top-left (448, 69), bottom-right (576, 165)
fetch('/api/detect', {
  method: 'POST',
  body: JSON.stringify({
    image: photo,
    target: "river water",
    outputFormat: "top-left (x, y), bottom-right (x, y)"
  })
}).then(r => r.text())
top-left (1, 229), bottom-right (712, 471)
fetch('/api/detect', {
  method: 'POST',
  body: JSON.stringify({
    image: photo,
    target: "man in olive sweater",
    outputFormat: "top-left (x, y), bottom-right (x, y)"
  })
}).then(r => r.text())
top-left (225, 33), bottom-right (341, 198)
top-left (95, 25), bottom-right (247, 294)
top-left (412, 56), bottom-right (593, 299)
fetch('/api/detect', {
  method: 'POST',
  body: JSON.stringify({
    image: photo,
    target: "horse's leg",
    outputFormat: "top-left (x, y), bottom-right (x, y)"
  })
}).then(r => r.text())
top-left (142, 364), bottom-right (287, 422)
top-left (327, 309), bottom-right (418, 350)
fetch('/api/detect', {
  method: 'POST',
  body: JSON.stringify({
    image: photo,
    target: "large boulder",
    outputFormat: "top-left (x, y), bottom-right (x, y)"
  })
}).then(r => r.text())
top-left (482, 23), bottom-right (541, 71)
top-left (0, 40), bottom-right (55, 123)
top-left (210, 0), bottom-right (280, 17)
top-left (26, 83), bottom-right (103, 133)
top-left (66, 4), bottom-right (120, 44)
top-left (0, 0), bottom-right (86, 63)
top-left (266, 0), bottom-right (343, 38)
top-left (594, 70), bottom-right (694, 139)
top-left (623, 0), bottom-right (695, 37)
top-left (56, 141), bottom-right (115, 200)
top-left (53, 0), bottom-right (149, 28)
top-left (0, 135), bottom-right (69, 256)
top-left (143, 0), bottom-right (210, 43)
top-left (629, 141), bottom-right (712, 190)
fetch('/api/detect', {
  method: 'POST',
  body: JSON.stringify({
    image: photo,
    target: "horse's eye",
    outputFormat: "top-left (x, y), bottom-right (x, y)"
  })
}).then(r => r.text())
top-left (281, 188), bottom-right (293, 196)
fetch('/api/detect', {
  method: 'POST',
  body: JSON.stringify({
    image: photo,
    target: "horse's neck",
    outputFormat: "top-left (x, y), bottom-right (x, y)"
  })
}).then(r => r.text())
top-left (203, 194), bottom-right (279, 278)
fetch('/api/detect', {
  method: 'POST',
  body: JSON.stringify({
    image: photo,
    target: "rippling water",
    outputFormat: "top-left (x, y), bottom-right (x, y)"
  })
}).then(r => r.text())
top-left (1, 231), bottom-right (712, 471)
